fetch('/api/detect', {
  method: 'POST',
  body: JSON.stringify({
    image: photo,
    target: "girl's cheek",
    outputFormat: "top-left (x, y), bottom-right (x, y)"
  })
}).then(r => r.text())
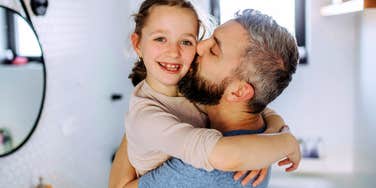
top-left (183, 46), bottom-right (196, 55)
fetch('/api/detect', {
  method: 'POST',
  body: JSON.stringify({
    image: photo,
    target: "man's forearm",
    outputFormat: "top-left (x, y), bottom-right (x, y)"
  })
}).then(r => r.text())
top-left (209, 132), bottom-right (296, 171)
top-left (109, 135), bottom-right (137, 188)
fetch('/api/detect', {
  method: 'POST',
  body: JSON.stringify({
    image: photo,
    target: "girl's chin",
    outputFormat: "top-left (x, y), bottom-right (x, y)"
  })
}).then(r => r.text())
top-left (158, 76), bottom-right (181, 85)
top-left (161, 80), bottom-right (180, 86)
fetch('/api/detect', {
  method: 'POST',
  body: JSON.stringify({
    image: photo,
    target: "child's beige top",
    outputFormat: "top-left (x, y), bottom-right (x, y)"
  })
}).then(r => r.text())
top-left (125, 81), bottom-right (223, 176)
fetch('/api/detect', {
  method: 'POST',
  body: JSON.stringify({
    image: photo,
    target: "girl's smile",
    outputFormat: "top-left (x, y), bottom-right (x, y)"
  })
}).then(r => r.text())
top-left (158, 62), bottom-right (182, 73)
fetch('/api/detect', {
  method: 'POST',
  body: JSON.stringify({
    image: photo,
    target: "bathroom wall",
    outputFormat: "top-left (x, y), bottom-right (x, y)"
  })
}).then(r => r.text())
top-left (354, 9), bottom-right (376, 187)
top-left (0, 0), bottom-right (133, 187)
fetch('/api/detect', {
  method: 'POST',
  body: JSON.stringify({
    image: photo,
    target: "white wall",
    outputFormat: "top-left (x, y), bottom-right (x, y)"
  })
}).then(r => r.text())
top-left (270, 0), bottom-right (357, 173)
top-left (0, 0), bottom-right (133, 187)
top-left (354, 9), bottom-right (376, 187)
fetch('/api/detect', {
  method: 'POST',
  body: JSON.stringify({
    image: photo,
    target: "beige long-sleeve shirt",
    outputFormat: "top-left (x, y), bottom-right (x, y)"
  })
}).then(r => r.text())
top-left (125, 81), bottom-right (223, 176)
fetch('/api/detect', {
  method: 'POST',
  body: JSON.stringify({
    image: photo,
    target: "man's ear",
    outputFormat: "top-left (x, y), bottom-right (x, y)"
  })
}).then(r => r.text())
top-left (131, 33), bottom-right (142, 57)
top-left (226, 81), bottom-right (254, 102)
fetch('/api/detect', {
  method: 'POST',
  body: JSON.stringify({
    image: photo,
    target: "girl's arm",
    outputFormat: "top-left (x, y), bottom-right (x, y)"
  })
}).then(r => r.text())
top-left (262, 107), bottom-right (286, 134)
top-left (127, 103), bottom-right (223, 171)
top-left (109, 135), bottom-right (137, 188)
top-left (129, 102), bottom-right (299, 172)
top-left (209, 132), bottom-right (301, 171)
top-left (208, 107), bottom-right (300, 172)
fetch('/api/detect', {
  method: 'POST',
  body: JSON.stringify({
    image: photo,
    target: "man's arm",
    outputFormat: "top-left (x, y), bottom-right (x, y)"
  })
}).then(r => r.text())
top-left (109, 135), bottom-right (137, 188)
top-left (209, 132), bottom-right (300, 171)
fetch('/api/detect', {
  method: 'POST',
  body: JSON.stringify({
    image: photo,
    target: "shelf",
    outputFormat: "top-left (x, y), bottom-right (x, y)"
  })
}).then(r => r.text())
top-left (321, 0), bottom-right (376, 16)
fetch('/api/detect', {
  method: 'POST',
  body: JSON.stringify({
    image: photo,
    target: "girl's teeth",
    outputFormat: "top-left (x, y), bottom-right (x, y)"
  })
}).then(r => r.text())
top-left (167, 64), bottom-right (178, 68)
top-left (160, 62), bottom-right (180, 71)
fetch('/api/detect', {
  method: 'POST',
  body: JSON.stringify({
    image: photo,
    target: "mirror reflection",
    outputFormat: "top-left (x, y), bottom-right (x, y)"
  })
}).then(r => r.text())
top-left (0, 6), bottom-right (45, 156)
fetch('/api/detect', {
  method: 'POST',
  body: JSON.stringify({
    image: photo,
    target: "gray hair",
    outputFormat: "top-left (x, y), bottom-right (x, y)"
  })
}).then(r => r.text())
top-left (234, 9), bottom-right (299, 113)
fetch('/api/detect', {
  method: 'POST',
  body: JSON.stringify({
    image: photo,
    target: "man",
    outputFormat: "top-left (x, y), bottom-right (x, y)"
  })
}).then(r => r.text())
top-left (110, 9), bottom-right (300, 188)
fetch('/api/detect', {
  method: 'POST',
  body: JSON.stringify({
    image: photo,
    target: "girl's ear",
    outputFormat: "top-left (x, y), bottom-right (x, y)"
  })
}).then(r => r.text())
top-left (131, 33), bottom-right (142, 57)
top-left (226, 81), bottom-right (254, 102)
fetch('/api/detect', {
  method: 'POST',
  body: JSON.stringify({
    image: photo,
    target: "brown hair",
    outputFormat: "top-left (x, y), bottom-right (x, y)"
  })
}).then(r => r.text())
top-left (128, 0), bottom-right (203, 86)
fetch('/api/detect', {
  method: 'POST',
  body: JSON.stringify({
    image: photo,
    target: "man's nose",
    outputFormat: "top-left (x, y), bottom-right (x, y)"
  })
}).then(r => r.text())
top-left (196, 38), bottom-right (212, 56)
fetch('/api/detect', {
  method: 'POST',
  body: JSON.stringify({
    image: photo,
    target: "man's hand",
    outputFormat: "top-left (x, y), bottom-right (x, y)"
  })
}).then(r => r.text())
top-left (233, 168), bottom-right (268, 187)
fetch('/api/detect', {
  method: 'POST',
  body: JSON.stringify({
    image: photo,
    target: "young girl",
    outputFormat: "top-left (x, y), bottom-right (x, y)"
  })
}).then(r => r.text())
top-left (114, 0), bottom-right (298, 186)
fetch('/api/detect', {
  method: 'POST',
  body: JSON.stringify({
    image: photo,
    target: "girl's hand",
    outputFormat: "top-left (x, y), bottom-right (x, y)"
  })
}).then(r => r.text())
top-left (278, 134), bottom-right (301, 172)
top-left (233, 167), bottom-right (269, 187)
top-left (278, 150), bottom-right (301, 172)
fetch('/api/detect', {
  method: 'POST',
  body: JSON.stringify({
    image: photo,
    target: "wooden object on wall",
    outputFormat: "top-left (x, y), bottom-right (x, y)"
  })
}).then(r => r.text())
top-left (365, 0), bottom-right (376, 8)
top-left (321, 0), bottom-right (376, 16)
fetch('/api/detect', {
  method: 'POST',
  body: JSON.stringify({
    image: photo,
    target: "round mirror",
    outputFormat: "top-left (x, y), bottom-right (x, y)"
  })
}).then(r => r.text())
top-left (0, 6), bottom-right (45, 157)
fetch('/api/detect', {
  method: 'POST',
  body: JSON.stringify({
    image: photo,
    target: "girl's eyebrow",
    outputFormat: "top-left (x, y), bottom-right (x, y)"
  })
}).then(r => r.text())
top-left (148, 30), bottom-right (197, 39)
top-left (182, 33), bottom-right (198, 39)
top-left (149, 30), bottom-right (166, 35)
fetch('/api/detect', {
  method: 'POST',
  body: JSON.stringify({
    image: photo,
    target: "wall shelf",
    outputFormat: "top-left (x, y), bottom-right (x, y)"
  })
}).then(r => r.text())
top-left (321, 0), bottom-right (376, 16)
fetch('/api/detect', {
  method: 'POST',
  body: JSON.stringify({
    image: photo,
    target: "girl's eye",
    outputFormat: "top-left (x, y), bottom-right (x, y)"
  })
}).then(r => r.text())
top-left (154, 37), bottom-right (166, 42)
top-left (181, 40), bottom-right (194, 46)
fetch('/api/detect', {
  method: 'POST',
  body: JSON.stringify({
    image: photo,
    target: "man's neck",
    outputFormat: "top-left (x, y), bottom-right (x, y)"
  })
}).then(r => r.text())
top-left (206, 103), bottom-right (264, 133)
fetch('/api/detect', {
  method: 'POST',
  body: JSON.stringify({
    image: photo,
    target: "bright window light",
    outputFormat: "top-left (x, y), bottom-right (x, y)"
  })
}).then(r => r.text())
top-left (220, 0), bottom-right (296, 35)
top-left (14, 16), bottom-right (42, 57)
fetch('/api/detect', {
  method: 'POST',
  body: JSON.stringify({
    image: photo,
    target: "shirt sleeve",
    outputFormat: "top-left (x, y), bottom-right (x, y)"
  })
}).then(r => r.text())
top-left (126, 101), bottom-right (222, 171)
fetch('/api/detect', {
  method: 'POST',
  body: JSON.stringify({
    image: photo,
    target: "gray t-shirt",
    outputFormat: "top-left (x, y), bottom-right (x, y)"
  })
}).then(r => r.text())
top-left (139, 128), bottom-right (271, 188)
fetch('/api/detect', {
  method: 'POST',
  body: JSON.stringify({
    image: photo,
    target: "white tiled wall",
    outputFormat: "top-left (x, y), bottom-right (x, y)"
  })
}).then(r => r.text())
top-left (0, 0), bottom-right (135, 187)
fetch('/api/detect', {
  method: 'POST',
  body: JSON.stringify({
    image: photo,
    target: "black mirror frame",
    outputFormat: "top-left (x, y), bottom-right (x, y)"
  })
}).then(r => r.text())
top-left (0, 5), bottom-right (46, 157)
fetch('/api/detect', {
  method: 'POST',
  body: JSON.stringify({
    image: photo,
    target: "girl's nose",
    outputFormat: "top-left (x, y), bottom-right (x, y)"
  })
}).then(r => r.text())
top-left (167, 43), bottom-right (180, 58)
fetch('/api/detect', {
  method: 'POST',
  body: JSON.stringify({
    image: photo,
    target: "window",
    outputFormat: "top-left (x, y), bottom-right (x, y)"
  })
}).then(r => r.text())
top-left (14, 14), bottom-right (42, 57)
top-left (210, 0), bottom-right (307, 64)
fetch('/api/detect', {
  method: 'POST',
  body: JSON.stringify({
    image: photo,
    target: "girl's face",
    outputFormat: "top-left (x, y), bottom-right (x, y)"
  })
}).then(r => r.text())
top-left (132, 5), bottom-right (198, 90)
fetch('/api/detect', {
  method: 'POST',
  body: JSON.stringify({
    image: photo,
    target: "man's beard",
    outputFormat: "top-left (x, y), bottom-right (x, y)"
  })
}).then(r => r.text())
top-left (178, 61), bottom-right (230, 105)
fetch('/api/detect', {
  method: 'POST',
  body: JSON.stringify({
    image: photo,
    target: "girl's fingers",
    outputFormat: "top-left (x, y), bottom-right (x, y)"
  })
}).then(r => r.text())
top-left (285, 163), bottom-right (298, 172)
top-left (252, 168), bottom-right (268, 187)
top-left (241, 170), bottom-right (260, 186)
top-left (233, 170), bottom-right (247, 181)
top-left (278, 158), bottom-right (291, 166)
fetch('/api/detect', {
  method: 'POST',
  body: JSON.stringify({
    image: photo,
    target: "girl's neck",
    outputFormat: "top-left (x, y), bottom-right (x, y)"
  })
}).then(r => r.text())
top-left (145, 77), bottom-right (178, 97)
